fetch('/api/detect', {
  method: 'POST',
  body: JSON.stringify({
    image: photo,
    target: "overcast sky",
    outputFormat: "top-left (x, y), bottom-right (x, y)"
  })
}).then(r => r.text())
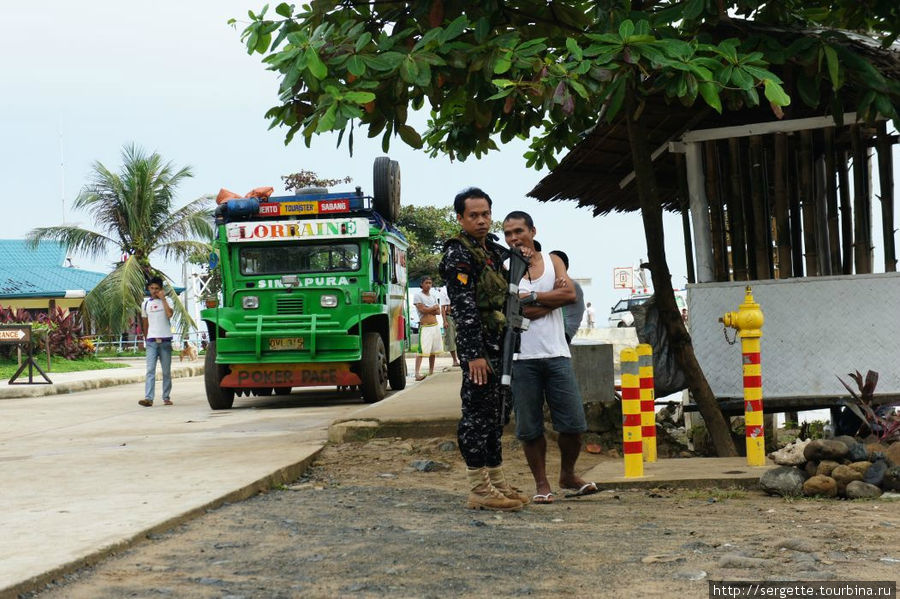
top-left (6, 1), bottom-right (892, 322)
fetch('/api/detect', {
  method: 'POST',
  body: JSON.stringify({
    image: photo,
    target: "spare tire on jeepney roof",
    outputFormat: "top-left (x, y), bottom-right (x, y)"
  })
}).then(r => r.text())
top-left (373, 156), bottom-right (400, 221)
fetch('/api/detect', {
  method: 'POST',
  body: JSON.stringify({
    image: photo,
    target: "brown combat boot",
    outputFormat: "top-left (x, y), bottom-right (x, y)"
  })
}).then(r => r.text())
top-left (486, 465), bottom-right (531, 505)
top-left (466, 468), bottom-right (523, 512)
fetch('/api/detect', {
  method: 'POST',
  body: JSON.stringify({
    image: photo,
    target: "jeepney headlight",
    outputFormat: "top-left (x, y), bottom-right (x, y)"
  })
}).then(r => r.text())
top-left (242, 296), bottom-right (259, 309)
top-left (320, 294), bottom-right (338, 308)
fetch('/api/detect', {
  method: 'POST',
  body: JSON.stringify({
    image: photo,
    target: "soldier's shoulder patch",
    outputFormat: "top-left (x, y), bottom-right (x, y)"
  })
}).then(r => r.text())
top-left (456, 273), bottom-right (469, 285)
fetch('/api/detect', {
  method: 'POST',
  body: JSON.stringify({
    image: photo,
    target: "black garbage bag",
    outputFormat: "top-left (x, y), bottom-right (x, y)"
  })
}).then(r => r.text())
top-left (631, 296), bottom-right (688, 396)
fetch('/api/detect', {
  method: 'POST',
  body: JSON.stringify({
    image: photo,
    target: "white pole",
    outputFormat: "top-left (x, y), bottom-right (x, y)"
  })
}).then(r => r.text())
top-left (685, 142), bottom-right (715, 283)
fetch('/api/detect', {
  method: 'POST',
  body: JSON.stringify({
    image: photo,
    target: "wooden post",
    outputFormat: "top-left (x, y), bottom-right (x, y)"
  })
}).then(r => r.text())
top-left (675, 153), bottom-right (697, 284)
top-left (686, 142), bottom-right (715, 283)
top-left (851, 124), bottom-right (872, 274)
top-left (773, 133), bottom-right (792, 278)
top-left (727, 138), bottom-right (749, 280)
top-left (824, 128), bottom-right (842, 274)
top-left (789, 136), bottom-right (805, 277)
top-left (748, 136), bottom-right (771, 279)
top-left (799, 130), bottom-right (819, 276)
top-left (704, 141), bottom-right (728, 281)
top-left (838, 148), bottom-right (854, 274)
top-left (814, 153), bottom-right (832, 275)
top-left (876, 121), bottom-right (897, 272)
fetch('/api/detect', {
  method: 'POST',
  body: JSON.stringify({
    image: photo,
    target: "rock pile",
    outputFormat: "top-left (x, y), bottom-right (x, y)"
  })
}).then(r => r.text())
top-left (760, 437), bottom-right (900, 498)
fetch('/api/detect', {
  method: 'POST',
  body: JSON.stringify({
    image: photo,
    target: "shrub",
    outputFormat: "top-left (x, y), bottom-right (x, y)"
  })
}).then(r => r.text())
top-left (0, 304), bottom-right (88, 360)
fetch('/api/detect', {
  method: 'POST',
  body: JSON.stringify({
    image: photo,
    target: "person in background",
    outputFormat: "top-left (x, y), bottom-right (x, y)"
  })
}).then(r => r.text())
top-left (413, 276), bottom-right (442, 381)
top-left (139, 276), bottom-right (175, 407)
top-left (438, 285), bottom-right (460, 367)
top-left (586, 302), bottom-right (595, 329)
top-left (549, 250), bottom-right (585, 344)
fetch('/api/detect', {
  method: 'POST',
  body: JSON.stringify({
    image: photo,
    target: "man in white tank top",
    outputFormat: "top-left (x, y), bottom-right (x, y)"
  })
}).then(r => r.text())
top-left (503, 212), bottom-right (598, 503)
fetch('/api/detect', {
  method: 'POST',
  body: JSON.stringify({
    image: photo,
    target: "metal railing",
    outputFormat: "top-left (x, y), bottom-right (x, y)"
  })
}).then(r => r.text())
top-left (87, 333), bottom-right (208, 355)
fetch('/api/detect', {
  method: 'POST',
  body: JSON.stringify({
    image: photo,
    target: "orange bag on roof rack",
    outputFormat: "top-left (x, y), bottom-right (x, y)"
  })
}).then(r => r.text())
top-left (215, 186), bottom-right (275, 204)
top-left (244, 186), bottom-right (274, 200)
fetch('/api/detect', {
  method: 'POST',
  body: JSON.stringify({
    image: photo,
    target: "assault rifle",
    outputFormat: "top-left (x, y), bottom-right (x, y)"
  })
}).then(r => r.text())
top-left (489, 242), bottom-right (534, 423)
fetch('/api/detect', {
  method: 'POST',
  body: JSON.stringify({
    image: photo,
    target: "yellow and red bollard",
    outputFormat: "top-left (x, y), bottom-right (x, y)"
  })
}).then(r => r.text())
top-left (620, 348), bottom-right (643, 477)
top-left (637, 344), bottom-right (657, 463)
top-left (720, 285), bottom-right (766, 467)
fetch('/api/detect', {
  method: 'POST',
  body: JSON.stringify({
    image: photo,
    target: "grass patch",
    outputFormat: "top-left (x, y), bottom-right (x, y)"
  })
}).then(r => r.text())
top-left (0, 356), bottom-right (128, 378)
top-left (93, 349), bottom-right (147, 358)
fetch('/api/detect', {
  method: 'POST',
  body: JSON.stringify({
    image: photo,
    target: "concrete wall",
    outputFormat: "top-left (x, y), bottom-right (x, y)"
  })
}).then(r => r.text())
top-left (570, 343), bottom-right (615, 404)
top-left (687, 272), bottom-right (900, 399)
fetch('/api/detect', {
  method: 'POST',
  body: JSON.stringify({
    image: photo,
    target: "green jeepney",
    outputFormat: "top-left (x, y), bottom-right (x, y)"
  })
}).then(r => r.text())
top-left (201, 158), bottom-right (409, 409)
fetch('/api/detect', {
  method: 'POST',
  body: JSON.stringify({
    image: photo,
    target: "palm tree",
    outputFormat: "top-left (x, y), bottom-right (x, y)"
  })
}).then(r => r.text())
top-left (27, 144), bottom-right (213, 336)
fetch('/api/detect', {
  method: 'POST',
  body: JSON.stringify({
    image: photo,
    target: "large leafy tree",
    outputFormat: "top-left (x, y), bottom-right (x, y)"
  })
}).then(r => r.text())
top-left (396, 204), bottom-right (503, 283)
top-left (28, 144), bottom-right (213, 336)
top-left (237, 1), bottom-right (899, 455)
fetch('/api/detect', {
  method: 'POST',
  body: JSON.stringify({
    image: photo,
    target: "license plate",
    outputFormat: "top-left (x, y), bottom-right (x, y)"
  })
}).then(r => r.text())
top-left (269, 337), bottom-right (304, 350)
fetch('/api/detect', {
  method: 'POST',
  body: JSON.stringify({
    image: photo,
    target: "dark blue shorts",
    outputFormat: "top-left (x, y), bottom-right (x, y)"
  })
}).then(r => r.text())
top-left (511, 357), bottom-right (586, 441)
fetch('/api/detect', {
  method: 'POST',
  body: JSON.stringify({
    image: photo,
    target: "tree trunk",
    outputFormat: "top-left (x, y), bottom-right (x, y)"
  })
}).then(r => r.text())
top-left (623, 87), bottom-right (737, 457)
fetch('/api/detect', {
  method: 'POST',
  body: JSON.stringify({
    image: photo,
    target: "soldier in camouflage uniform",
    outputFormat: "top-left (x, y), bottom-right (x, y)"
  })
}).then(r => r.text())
top-left (439, 187), bottom-right (529, 512)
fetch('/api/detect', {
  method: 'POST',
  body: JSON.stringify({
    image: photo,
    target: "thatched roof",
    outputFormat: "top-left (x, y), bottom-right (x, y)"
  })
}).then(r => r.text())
top-left (528, 20), bottom-right (900, 216)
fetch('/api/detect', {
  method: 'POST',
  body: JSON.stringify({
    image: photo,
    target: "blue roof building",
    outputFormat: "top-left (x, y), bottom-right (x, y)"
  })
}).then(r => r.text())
top-left (0, 240), bottom-right (107, 312)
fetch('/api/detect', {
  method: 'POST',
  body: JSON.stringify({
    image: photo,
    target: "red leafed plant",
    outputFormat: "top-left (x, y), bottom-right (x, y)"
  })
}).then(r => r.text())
top-left (38, 305), bottom-right (90, 360)
top-left (837, 370), bottom-right (900, 443)
top-left (0, 304), bottom-right (89, 360)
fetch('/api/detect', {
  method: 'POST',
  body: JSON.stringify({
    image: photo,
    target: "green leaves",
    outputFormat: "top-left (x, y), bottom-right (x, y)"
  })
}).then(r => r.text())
top-left (439, 15), bottom-right (468, 44)
top-left (397, 124), bottom-right (423, 148)
top-left (683, 0), bottom-right (705, 20)
top-left (763, 79), bottom-right (791, 106)
top-left (275, 2), bottom-right (292, 18)
top-left (237, 0), bottom-right (889, 172)
top-left (698, 81), bottom-right (722, 112)
top-left (346, 55), bottom-right (366, 76)
top-left (566, 37), bottom-right (582, 60)
top-left (343, 91), bottom-right (375, 104)
top-left (305, 47), bottom-right (327, 79)
top-left (493, 49), bottom-right (513, 74)
top-left (823, 45), bottom-right (841, 90)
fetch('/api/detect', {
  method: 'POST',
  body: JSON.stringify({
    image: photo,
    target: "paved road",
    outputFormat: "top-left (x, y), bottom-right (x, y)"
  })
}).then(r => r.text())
top-left (0, 376), bottom-right (369, 597)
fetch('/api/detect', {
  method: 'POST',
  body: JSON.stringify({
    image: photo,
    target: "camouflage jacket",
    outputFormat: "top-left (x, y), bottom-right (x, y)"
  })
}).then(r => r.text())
top-left (439, 232), bottom-right (507, 363)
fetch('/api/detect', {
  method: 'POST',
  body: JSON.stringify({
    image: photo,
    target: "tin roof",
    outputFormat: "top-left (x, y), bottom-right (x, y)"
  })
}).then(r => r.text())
top-left (0, 240), bottom-right (107, 299)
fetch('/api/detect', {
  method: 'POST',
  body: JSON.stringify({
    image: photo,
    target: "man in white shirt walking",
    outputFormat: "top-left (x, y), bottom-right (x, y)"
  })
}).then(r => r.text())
top-left (139, 276), bottom-right (175, 407)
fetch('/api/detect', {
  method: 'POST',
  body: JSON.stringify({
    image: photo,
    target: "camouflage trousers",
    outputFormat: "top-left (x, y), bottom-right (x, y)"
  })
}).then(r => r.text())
top-left (457, 355), bottom-right (508, 468)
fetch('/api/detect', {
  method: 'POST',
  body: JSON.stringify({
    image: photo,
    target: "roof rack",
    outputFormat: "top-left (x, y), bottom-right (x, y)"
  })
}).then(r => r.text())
top-left (215, 189), bottom-right (375, 224)
top-left (213, 189), bottom-right (407, 242)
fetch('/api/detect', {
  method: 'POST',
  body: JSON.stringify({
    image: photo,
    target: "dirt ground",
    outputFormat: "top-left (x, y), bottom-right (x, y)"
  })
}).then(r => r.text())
top-left (30, 437), bottom-right (900, 599)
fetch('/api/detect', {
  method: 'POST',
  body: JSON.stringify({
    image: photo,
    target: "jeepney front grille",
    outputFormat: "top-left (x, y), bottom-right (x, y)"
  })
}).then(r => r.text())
top-left (276, 297), bottom-right (304, 315)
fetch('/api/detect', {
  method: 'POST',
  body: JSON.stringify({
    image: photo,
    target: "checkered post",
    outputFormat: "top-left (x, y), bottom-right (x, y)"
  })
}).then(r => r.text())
top-left (620, 348), bottom-right (643, 478)
top-left (742, 335), bottom-right (765, 466)
top-left (637, 344), bottom-right (657, 463)
top-left (720, 285), bottom-right (766, 467)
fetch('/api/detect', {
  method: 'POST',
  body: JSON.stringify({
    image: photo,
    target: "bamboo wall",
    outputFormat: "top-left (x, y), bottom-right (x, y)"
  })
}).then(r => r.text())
top-left (687, 124), bottom-right (897, 282)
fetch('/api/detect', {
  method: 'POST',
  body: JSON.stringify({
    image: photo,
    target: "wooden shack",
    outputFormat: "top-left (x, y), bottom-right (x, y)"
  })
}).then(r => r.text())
top-left (529, 24), bottom-right (900, 411)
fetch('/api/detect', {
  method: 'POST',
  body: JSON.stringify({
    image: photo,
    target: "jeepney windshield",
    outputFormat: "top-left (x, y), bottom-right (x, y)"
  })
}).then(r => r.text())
top-left (239, 243), bottom-right (360, 275)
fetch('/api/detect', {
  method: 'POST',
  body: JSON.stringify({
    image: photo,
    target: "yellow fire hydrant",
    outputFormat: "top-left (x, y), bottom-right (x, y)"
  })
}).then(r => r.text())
top-left (719, 286), bottom-right (765, 467)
